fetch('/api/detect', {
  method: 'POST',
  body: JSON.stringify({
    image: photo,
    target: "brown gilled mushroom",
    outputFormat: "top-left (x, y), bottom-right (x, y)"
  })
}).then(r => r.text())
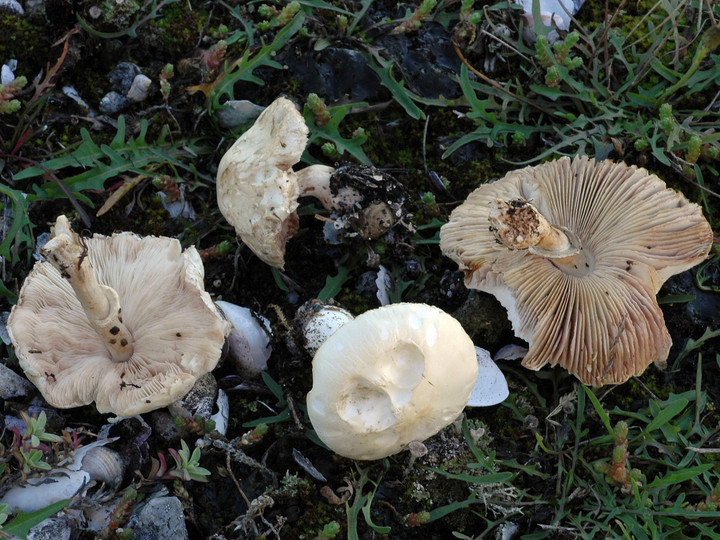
top-left (440, 156), bottom-right (713, 386)
top-left (7, 215), bottom-right (229, 416)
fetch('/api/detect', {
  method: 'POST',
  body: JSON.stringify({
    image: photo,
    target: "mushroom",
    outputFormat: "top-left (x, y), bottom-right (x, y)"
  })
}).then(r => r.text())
top-left (216, 97), bottom-right (410, 269)
top-left (306, 303), bottom-right (480, 460)
top-left (216, 97), bottom-right (335, 268)
top-left (7, 215), bottom-right (229, 416)
top-left (440, 156), bottom-right (713, 386)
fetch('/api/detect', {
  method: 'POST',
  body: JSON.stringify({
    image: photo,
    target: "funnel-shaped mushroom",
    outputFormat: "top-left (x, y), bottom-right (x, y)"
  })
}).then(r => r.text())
top-left (440, 156), bottom-right (713, 386)
top-left (8, 215), bottom-right (229, 416)
top-left (307, 303), bottom-right (479, 460)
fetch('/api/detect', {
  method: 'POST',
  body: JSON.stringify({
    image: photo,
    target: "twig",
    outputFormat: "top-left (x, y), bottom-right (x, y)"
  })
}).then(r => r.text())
top-left (226, 453), bottom-right (252, 507)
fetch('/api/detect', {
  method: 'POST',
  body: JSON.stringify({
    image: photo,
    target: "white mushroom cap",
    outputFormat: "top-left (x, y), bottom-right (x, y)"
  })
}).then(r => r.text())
top-left (216, 96), bottom-right (335, 269)
top-left (440, 156), bottom-right (713, 386)
top-left (7, 216), bottom-right (229, 416)
top-left (215, 300), bottom-right (272, 378)
top-left (306, 303), bottom-right (479, 460)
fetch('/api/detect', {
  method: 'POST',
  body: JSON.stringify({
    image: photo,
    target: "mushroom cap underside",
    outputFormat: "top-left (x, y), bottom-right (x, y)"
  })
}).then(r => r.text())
top-left (440, 156), bottom-right (713, 386)
top-left (216, 97), bottom-right (308, 269)
top-left (8, 232), bottom-right (229, 417)
top-left (307, 303), bottom-right (478, 460)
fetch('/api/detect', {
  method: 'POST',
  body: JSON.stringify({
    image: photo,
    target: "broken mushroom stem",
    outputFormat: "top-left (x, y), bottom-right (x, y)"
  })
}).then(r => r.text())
top-left (41, 216), bottom-right (134, 362)
top-left (295, 165), bottom-right (362, 212)
top-left (489, 199), bottom-right (580, 259)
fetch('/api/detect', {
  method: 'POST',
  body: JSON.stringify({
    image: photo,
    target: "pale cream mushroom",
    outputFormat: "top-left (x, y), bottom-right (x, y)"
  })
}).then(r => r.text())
top-left (7, 215), bottom-right (229, 416)
top-left (216, 97), bottom-right (408, 268)
top-left (440, 156), bottom-right (713, 386)
top-left (216, 96), bottom-right (337, 269)
top-left (306, 303), bottom-right (479, 460)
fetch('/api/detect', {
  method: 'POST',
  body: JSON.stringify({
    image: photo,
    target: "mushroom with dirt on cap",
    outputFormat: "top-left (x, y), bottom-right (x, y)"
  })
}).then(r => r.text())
top-left (216, 96), bottom-right (410, 269)
top-left (306, 302), bottom-right (496, 461)
top-left (7, 215), bottom-right (229, 417)
top-left (440, 156), bottom-right (713, 386)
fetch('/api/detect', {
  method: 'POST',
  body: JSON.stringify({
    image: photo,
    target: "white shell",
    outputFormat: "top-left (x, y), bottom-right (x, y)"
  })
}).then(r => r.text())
top-left (3, 469), bottom-right (90, 512)
top-left (518, 0), bottom-right (576, 30)
top-left (216, 300), bottom-right (272, 377)
top-left (297, 302), bottom-right (355, 355)
top-left (79, 446), bottom-right (124, 488)
top-left (307, 303), bottom-right (478, 460)
top-left (126, 74), bottom-right (152, 102)
top-left (210, 388), bottom-right (229, 435)
top-left (4, 439), bottom-right (122, 512)
top-left (467, 347), bottom-right (509, 407)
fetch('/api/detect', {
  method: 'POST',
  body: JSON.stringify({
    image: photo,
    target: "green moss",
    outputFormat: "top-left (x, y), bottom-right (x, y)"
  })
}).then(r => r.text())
top-left (144, 3), bottom-right (209, 55)
top-left (0, 15), bottom-right (50, 78)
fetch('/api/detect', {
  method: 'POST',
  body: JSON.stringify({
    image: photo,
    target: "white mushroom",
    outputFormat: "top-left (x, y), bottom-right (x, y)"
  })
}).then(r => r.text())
top-left (216, 97), bottom-right (407, 268)
top-left (216, 97), bottom-right (337, 269)
top-left (7, 215), bottom-right (229, 416)
top-left (306, 303), bottom-right (480, 460)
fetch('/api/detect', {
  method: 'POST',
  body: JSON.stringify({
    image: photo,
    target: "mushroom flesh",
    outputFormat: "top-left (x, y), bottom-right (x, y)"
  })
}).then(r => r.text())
top-left (306, 303), bottom-right (480, 460)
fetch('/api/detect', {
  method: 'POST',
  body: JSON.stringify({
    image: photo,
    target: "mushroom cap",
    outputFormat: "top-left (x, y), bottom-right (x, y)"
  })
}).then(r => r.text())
top-left (7, 231), bottom-right (229, 416)
top-left (307, 303), bottom-right (478, 460)
top-left (440, 156), bottom-right (713, 386)
top-left (216, 96), bottom-right (308, 269)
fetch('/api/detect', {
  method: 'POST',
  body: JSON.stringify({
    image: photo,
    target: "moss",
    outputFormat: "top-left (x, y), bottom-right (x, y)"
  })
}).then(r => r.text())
top-left (144, 3), bottom-right (209, 56)
top-left (0, 14), bottom-right (50, 78)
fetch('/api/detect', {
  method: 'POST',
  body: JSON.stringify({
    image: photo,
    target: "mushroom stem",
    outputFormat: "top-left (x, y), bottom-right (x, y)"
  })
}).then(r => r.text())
top-left (489, 199), bottom-right (579, 258)
top-left (296, 165), bottom-right (362, 212)
top-left (41, 216), bottom-right (134, 362)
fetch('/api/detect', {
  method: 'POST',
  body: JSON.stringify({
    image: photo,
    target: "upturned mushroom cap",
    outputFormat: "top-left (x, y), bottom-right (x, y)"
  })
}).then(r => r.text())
top-left (306, 303), bottom-right (479, 460)
top-left (440, 156), bottom-right (713, 386)
top-left (8, 216), bottom-right (229, 416)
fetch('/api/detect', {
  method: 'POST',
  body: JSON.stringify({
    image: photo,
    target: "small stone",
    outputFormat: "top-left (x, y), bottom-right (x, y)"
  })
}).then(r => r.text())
top-left (126, 74), bottom-right (152, 102)
top-left (99, 91), bottom-right (129, 114)
top-left (108, 62), bottom-right (141, 94)
top-left (88, 5), bottom-right (102, 18)
top-left (168, 372), bottom-right (217, 421)
top-left (0, 361), bottom-right (35, 399)
top-left (130, 496), bottom-right (188, 540)
top-left (216, 100), bottom-right (265, 128)
top-left (27, 517), bottom-right (72, 540)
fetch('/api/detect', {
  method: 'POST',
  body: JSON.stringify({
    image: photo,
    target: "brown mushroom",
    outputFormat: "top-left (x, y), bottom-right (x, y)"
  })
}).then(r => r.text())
top-left (440, 156), bottom-right (713, 386)
top-left (7, 215), bottom-right (229, 416)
